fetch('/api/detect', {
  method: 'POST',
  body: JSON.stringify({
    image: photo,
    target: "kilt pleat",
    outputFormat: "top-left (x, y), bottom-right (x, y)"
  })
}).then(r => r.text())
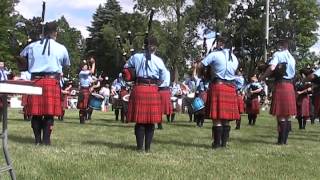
top-left (297, 94), bottom-right (310, 117)
top-left (237, 94), bottom-right (245, 114)
top-left (246, 97), bottom-right (260, 114)
top-left (127, 85), bottom-right (162, 123)
top-left (77, 88), bottom-right (90, 110)
top-left (270, 82), bottom-right (296, 116)
top-left (28, 78), bottom-right (62, 116)
top-left (159, 89), bottom-right (173, 115)
top-left (206, 83), bottom-right (240, 121)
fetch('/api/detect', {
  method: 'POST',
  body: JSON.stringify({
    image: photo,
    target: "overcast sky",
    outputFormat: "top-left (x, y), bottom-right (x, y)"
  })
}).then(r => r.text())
top-left (15, 0), bottom-right (136, 38)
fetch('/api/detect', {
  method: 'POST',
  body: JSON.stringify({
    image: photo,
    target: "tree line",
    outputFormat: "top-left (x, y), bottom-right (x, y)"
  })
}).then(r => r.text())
top-left (1, 0), bottom-right (320, 80)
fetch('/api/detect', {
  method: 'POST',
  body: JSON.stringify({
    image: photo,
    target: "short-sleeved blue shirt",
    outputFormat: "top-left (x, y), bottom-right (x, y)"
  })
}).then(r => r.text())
top-left (268, 50), bottom-right (295, 79)
top-left (20, 39), bottom-right (70, 73)
top-left (126, 53), bottom-right (166, 80)
top-left (201, 49), bottom-right (239, 81)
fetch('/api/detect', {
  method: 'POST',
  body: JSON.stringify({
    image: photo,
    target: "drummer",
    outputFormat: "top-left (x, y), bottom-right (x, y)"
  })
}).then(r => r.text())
top-left (86, 75), bottom-right (101, 120)
top-left (158, 68), bottom-right (172, 129)
top-left (245, 75), bottom-right (263, 126)
top-left (170, 80), bottom-right (182, 121)
top-left (195, 35), bottom-right (240, 149)
top-left (182, 75), bottom-right (196, 122)
top-left (77, 57), bottom-right (96, 124)
top-left (192, 61), bottom-right (209, 127)
top-left (19, 21), bottom-right (70, 145)
top-left (59, 80), bottom-right (73, 121)
top-left (111, 73), bottom-right (128, 122)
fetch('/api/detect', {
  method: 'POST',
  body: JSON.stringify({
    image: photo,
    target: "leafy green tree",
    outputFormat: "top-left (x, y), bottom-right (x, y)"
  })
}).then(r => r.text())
top-left (0, 0), bottom-right (18, 69)
top-left (86, 0), bottom-right (122, 78)
top-left (56, 16), bottom-right (83, 78)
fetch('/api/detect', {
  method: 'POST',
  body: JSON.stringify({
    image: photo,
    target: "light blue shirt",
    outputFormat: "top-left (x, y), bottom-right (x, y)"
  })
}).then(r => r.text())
top-left (126, 53), bottom-right (166, 80)
top-left (79, 70), bottom-right (92, 87)
top-left (0, 69), bottom-right (8, 81)
top-left (112, 78), bottom-right (126, 91)
top-left (313, 68), bottom-right (320, 77)
top-left (201, 49), bottom-right (239, 81)
top-left (183, 78), bottom-right (196, 92)
top-left (20, 71), bottom-right (31, 80)
top-left (20, 39), bottom-right (70, 73)
top-left (159, 69), bottom-right (170, 87)
top-left (234, 75), bottom-right (245, 90)
top-left (171, 83), bottom-right (181, 96)
top-left (269, 49), bottom-right (295, 79)
top-left (194, 76), bottom-right (209, 92)
top-left (249, 82), bottom-right (262, 90)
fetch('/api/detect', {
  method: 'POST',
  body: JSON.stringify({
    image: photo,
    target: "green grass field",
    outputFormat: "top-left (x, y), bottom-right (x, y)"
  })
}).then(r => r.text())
top-left (1, 109), bottom-right (320, 180)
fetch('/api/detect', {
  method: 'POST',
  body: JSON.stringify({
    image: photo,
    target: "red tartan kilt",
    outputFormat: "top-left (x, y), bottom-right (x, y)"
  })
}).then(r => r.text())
top-left (237, 95), bottom-right (245, 114)
top-left (246, 97), bottom-right (260, 114)
top-left (127, 85), bottom-right (162, 124)
top-left (297, 94), bottom-right (310, 117)
top-left (314, 95), bottom-right (320, 117)
top-left (270, 82), bottom-right (296, 116)
top-left (28, 78), bottom-right (62, 116)
top-left (206, 83), bottom-right (240, 121)
top-left (159, 89), bottom-right (173, 115)
top-left (77, 88), bottom-right (90, 109)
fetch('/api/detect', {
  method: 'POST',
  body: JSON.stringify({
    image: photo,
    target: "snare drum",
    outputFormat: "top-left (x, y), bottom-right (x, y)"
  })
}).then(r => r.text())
top-left (171, 96), bottom-right (178, 110)
top-left (122, 94), bottom-right (130, 102)
top-left (187, 93), bottom-right (195, 99)
top-left (191, 97), bottom-right (205, 112)
top-left (89, 93), bottom-right (105, 110)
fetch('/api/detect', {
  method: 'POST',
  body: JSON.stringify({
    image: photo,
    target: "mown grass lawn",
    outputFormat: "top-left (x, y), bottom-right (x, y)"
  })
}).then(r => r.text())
top-left (1, 108), bottom-right (320, 180)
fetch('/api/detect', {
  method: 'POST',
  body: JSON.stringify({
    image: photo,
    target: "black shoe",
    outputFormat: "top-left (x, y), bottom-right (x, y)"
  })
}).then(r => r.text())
top-left (157, 123), bottom-right (163, 130)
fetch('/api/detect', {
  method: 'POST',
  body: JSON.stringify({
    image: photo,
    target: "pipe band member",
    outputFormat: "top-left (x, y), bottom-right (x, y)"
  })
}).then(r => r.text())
top-left (260, 39), bottom-right (296, 145)
top-left (196, 36), bottom-right (240, 149)
top-left (20, 21), bottom-right (70, 145)
top-left (158, 69), bottom-right (173, 129)
top-left (77, 58), bottom-right (96, 124)
top-left (124, 36), bottom-right (168, 152)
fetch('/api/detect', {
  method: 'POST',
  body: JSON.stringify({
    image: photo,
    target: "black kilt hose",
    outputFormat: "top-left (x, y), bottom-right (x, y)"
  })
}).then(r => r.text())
top-left (270, 82), bottom-right (296, 117)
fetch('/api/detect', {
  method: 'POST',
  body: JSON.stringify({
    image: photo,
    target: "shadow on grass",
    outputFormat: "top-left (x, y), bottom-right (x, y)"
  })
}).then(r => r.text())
top-left (58, 121), bottom-right (131, 128)
top-left (257, 134), bottom-right (320, 142)
top-left (83, 140), bottom-right (136, 151)
top-left (153, 139), bottom-right (210, 149)
top-left (9, 134), bottom-right (34, 144)
top-left (233, 137), bottom-right (275, 145)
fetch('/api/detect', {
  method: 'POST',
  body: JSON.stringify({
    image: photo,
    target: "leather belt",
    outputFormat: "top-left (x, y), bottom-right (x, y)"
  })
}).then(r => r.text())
top-left (212, 78), bottom-right (235, 85)
top-left (159, 87), bottom-right (170, 91)
top-left (276, 78), bottom-right (293, 83)
top-left (136, 78), bottom-right (159, 85)
top-left (31, 72), bottom-right (60, 80)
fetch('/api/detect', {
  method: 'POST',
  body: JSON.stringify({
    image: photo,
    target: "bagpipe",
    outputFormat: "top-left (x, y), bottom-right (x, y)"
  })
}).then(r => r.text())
top-left (122, 9), bottom-right (156, 82)
top-left (257, 60), bottom-right (287, 80)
